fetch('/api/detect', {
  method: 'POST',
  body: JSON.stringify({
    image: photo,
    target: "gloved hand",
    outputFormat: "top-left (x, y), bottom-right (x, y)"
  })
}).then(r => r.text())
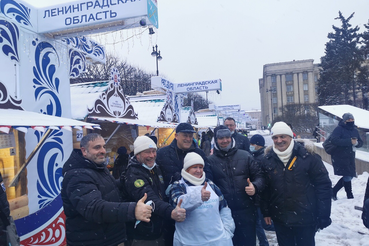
top-left (317, 217), bottom-right (332, 231)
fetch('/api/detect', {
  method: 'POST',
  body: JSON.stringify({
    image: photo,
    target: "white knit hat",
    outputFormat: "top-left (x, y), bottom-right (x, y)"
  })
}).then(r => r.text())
top-left (134, 136), bottom-right (157, 155)
top-left (183, 152), bottom-right (204, 171)
top-left (271, 121), bottom-right (293, 138)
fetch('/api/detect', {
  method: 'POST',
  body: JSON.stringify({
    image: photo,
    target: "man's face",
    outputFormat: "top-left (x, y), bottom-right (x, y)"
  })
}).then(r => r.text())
top-left (81, 137), bottom-right (106, 164)
top-left (272, 134), bottom-right (292, 152)
top-left (217, 136), bottom-right (231, 149)
top-left (224, 120), bottom-right (236, 133)
top-left (175, 132), bottom-right (193, 150)
top-left (136, 148), bottom-right (157, 167)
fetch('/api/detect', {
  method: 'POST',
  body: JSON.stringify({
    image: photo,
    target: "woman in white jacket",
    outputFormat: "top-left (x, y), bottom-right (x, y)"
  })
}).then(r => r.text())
top-left (167, 152), bottom-right (235, 246)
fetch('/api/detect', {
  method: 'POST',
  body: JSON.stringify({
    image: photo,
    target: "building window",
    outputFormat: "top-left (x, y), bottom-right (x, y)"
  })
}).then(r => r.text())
top-left (303, 84), bottom-right (308, 91)
top-left (304, 94), bottom-right (309, 102)
top-left (286, 85), bottom-right (293, 92)
top-left (273, 107), bottom-right (278, 114)
top-left (287, 96), bottom-right (294, 103)
top-left (314, 74), bottom-right (318, 82)
top-left (302, 72), bottom-right (308, 81)
top-left (285, 74), bottom-right (293, 82)
top-left (272, 97), bottom-right (277, 104)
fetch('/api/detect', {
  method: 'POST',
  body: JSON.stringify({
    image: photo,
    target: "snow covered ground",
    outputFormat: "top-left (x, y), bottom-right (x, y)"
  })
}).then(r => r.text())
top-left (263, 162), bottom-right (369, 246)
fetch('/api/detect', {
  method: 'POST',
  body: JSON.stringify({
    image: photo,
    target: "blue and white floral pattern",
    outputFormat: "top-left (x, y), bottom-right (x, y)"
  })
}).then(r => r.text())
top-left (69, 49), bottom-right (86, 78)
top-left (0, 0), bottom-right (32, 27)
top-left (62, 36), bottom-right (105, 62)
top-left (34, 130), bottom-right (64, 209)
top-left (0, 19), bottom-right (19, 62)
top-left (32, 39), bottom-right (62, 116)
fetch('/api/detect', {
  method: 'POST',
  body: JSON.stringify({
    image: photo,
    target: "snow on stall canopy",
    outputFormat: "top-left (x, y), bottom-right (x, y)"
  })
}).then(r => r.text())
top-left (0, 108), bottom-right (100, 133)
top-left (319, 105), bottom-right (369, 130)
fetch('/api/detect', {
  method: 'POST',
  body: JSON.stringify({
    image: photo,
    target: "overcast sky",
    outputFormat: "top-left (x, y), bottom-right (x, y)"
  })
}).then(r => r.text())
top-left (28, 0), bottom-right (369, 111)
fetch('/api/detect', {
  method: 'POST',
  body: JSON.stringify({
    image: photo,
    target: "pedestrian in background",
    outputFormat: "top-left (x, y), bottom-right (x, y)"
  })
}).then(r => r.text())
top-left (224, 117), bottom-right (250, 152)
top-left (331, 113), bottom-right (363, 200)
top-left (112, 146), bottom-right (129, 179)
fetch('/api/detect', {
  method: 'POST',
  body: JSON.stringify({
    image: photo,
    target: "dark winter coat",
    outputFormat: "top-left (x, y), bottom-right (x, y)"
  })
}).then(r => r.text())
top-left (123, 157), bottom-right (174, 240)
top-left (201, 136), bottom-right (211, 156)
top-left (61, 150), bottom-right (136, 246)
top-left (208, 140), bottom-right (264, 225)
top-left (0, 172), bottom-right (10, 245)
top-left (232, 132), bottom-right (250, 153)
top-left (330, 120), bottom-right (363, 177)
top-left (112, 153), bottom-right (129, 179)
top-left (252, 147), bottom-right (266, 163)
top-left (260, 140), bottom-right (332, 228)
top-left (156, 139), bottom-right (213, 188)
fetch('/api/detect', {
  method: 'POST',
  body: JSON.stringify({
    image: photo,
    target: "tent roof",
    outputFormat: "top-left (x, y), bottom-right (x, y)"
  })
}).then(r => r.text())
top-left (0, 109), bottom-right (100, 133)
top-left (318, 104), bottom-right (369, 130)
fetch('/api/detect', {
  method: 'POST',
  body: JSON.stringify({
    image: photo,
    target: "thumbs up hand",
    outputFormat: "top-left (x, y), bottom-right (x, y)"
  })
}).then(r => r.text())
top-left (201, 182), bottom-right (211, 202)
top-left (245, 178), bottom-right (255, 196)
top-left (135, 193), bottom-right (152, 223)
top-left (171, 199), bottom-right (186, 222)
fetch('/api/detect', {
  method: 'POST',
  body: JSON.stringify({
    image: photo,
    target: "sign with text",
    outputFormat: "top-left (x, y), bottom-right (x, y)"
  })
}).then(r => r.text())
top-left (38, 0), bottom-right (148, 34)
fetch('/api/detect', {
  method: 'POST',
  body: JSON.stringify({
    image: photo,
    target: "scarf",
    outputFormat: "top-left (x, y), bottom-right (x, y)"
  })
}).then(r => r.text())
top-left (181, 169), bottom-right (206, 186)
top-left (273, 140), bottom-right (294, 166)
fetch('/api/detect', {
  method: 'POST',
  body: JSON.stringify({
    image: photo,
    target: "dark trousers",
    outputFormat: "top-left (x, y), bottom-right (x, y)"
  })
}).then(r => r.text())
top-left (363, 199), bottom-right (369, 229)
top-left (232, 210), bottom-right (257, 246)
top-left (274, 222), bottom-right (316, 246)
top-left (256, 208), bottom-right (269, 246)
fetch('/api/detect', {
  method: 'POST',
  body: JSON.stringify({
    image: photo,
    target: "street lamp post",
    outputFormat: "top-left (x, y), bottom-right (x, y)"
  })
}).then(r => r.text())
top-left (151, 45), bottom-right (162, 76)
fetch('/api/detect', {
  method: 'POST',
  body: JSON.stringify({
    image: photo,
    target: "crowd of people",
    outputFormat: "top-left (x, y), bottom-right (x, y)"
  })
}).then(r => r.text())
top-left (59, 113), bottom-right (369, 246)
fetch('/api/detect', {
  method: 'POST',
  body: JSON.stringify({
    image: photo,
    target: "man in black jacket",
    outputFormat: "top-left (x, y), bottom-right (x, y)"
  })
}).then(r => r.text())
top-left (261, 122), bottom-right (332, 246)
top-left (156, 123), bottom-right (212, 188)
top-left (123, 136), bottom-right (186, 246)
top-left (208, 125), bottom-right (264, 246)
top-left (224, 117), bottom-right (250, 152)
top-left (61, 133), bottom-right (152, 246)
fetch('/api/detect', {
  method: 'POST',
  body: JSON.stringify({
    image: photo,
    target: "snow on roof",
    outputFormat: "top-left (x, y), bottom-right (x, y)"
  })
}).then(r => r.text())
top-left (318, 104), bottom-right (369, 130)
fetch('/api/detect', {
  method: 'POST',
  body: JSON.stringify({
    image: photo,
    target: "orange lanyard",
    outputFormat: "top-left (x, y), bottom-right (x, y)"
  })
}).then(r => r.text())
top-left (287, 156), bottom-right (297, 171)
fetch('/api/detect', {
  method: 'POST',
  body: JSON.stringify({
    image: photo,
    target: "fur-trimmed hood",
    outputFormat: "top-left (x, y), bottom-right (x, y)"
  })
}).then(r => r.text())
top-left (264, 139), bottom-right (316, 156)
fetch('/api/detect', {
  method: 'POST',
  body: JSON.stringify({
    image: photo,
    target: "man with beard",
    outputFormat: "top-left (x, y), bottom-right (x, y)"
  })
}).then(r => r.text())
top-left (260, 122), bottom-right (332, 246)
top-left (61, 133), bottom-right (152, 246)
top-left (208, 125), bottom-right (264, 246)
top-left (123, 136), bottom-right (186, 246)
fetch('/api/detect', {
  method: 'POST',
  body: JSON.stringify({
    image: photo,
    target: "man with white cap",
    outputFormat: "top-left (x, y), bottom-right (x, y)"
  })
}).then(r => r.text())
top-left (260, 122), bottom-right (332, 246)
top-left (330, 113), bottom-right (363, 200)
top-left (123, 136), bottom-right (187, 246)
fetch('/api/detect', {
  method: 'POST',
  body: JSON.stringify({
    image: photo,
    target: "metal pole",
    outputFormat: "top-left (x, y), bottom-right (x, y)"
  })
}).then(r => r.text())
top-left (156, 55), bottom-right (159, 76)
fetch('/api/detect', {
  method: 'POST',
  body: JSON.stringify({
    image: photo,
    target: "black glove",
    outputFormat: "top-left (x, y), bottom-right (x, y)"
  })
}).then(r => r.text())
top-left (317, 217), bottom-right (332, 231)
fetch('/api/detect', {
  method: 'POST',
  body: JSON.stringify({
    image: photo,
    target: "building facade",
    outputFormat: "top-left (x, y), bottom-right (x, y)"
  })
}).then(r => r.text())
top-left (259, 59), bottom-right (320, 128)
